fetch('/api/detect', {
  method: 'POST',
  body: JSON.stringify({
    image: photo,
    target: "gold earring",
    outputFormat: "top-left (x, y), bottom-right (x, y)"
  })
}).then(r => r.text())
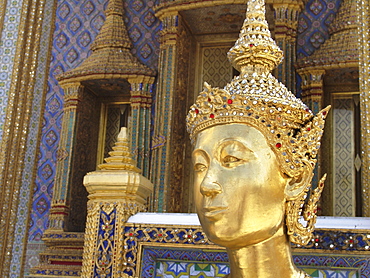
top-left (285, 174), bottom-right (326, 245)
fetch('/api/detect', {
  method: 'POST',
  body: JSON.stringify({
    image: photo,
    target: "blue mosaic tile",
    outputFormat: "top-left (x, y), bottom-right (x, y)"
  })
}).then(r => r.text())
top-left (0, 0), bottom-right (24, 141)
top-left (297, 0), bottom-right (341, 59)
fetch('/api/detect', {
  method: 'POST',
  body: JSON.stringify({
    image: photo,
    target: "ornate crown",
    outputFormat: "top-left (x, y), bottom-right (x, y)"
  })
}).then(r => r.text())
top-left (186, 0), bottom-right (329, 178)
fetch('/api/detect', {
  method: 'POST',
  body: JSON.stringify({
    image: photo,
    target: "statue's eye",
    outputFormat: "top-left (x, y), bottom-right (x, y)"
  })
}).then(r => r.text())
top-left (194, 163), bottom-right (207, 172)
top-left (222, 155), bottom-right (243, 168)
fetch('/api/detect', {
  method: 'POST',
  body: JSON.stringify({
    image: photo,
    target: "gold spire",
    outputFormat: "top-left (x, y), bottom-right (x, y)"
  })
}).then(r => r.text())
top-left (90, 0), bottom-right (132, 51)
top-left (228, 0), bottom-right (283, 73)
top-left (58, 0), bottom-right (155, 82)
top-left (98, 127), bottom-right (141, 172)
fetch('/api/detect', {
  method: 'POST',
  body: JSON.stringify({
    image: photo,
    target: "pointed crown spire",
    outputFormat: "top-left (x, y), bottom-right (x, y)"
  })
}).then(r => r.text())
top-left (228, 0), bottom-right (283, 73)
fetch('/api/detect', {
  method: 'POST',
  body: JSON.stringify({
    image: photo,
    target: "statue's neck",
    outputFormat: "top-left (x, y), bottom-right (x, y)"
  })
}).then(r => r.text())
top-left (226, 226), bottom-right (304, 278)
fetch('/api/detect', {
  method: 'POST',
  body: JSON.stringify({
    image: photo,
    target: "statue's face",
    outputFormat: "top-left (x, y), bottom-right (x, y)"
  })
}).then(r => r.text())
top-left (193, 124), bottom-right (289, 248)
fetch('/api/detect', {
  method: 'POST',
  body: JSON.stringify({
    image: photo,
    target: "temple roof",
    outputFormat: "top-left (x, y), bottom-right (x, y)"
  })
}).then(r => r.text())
top-left (58, 0), bottom-right (155, 83)
top-left (296, 0), bottom-right (358, 70)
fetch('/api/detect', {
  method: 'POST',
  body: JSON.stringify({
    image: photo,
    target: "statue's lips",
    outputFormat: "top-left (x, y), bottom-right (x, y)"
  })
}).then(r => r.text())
top-left (203, 207), bottom-right (228, 219)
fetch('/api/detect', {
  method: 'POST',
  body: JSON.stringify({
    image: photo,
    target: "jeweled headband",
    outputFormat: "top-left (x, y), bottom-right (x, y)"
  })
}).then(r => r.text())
top-left (186, 0), bottom-right (329, 178)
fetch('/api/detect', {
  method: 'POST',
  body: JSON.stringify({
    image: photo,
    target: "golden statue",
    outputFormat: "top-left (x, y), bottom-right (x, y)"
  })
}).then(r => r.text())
top-left (186, 0), bottom-right (329, 277)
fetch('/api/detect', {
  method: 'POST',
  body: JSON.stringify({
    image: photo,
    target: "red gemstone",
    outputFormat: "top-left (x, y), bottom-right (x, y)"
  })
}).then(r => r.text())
top-left (349, 239), bottom-right (354, 243)
top-left (208, 98), bottom-right (211, 102)
top-left (249, 44), bottom-right (254, 47)
top-left (188, 235), bottom-right (192, 238)
top-left (315, 238), bottom-right (319, 242)
top-left (210, 114), bottom-right (215, 119)
top-left (158, 233), bottom-right (162, 237)
top-left (276, 143), bottom-right (282, 148)
top-left (227, 99), bottom-right (233, 104)
top-left (195, 109), bottom-right (199, 114)
top-left (129, 233), bottom-right (133, 237)
top-left (307, 127), bottom-right (311, 131)
top-left (323, 111), bottom-right (327, 115)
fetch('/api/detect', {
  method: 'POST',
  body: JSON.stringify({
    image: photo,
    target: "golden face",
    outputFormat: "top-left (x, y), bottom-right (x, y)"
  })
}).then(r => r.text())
top-left (192, 123), bottom-right (290, 248)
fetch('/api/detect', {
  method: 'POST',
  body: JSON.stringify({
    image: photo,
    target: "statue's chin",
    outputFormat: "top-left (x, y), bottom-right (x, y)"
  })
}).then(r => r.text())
top-left (202, 220), bottom-right (284, 249)
top-left (202, 226), bottom-right (251, 248)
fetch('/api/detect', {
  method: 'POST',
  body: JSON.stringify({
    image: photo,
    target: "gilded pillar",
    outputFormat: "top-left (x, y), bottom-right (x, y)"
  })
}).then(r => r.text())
top-left (128, 76), bottom-right (155, 177)
top-left (47, 82), bottom-right (84, 232)
top-left (358, 0), bottom-right (370, 216)
top-left (0, 0), bottom-right (49, 274)
top-left (272, 1), bottom-right (303, 93)
top-left (150, 12), bottom-right (179, 212)
top-left (82, 128), bottom-right (153, 277)
top-left (151, 12), bottom-right (193, 212)
top-left (297, 69), bottom-right (325, 113)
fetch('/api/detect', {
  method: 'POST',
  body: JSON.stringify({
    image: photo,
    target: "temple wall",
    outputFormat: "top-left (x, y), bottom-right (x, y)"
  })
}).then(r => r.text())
top-left (1, 0), bottom-right (364, 276)
top-left (24, 2), bottom-right (108, 273)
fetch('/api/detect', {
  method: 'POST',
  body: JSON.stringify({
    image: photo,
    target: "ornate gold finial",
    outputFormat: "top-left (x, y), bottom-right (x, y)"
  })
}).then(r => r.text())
top-left (228, 0), bottom-right (283, 73)
top-left (187, 0), bottom-right (330, 246)
top-left (98, 127), bottom-right (141, 172)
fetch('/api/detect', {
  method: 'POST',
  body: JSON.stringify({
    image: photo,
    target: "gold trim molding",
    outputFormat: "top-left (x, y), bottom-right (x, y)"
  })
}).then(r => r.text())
top-left (358, 0), bottom-right (370, 216)
top-left (0, 0), bottom-right (47, 275)
top-left (155, 0), bottom-right (304, 19)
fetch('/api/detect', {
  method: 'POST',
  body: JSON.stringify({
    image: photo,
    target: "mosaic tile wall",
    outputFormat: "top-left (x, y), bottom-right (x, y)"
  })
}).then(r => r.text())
top-left (28, 0), bottom-right (160, 242)
top-left (297, 0), bottom-right (342, 59)
top-left (28, 0), bottom-right (109, 243)
top-left (154, 262), bottom-right (360, 278)
top-left (0, 0), bottom-right (24, 141)
top-left (156, 262), bottom-right (230, 277)
top-left (139, 245), bottom-right (369, 278)
top-left (25, 0), bottom-right (161, 271)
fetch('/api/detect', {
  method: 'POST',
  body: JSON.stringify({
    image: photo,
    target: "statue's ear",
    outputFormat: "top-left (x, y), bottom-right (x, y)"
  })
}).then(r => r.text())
top-left (284, 161), bottom-right (314, 200)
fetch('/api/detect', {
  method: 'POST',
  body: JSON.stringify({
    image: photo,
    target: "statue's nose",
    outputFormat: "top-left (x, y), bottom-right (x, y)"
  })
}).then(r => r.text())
top-left (200, 180), bottom-right (222, 197)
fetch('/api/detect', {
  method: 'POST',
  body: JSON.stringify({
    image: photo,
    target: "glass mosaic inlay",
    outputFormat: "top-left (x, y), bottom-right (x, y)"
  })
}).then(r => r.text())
top-left (0, 0), bottom-right (24, 141)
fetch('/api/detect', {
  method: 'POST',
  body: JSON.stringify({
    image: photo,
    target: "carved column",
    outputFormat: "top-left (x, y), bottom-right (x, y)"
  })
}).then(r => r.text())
top-left (47, 82), bottom-right (84, 232)
top-left (150, 12), bottom-right (179, 212)
top-left (128, 76), bottom-right (155, 177)
top-left (150, 12), bottom-right (193, 212)
top-left (82, 128), bottom-right (153, 277)
top-left (272, 1), bottom-right (302, 93)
